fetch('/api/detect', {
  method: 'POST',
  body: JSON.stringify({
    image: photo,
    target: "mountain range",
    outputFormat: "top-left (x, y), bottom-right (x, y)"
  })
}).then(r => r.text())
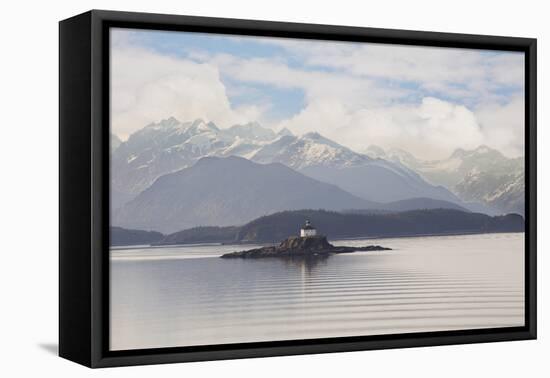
top-left (251, 132), bottom-right (461, 204)
top-left (114, 154), bottom-right (474, 233)
top-left (111, 118), bottom-right (467, 212)
top-left (113, 156), bottom-right (376, 233)
top-left (365, 145), bottom-right (525, 215)
top-left (111, 117), bottom-right (524, 232)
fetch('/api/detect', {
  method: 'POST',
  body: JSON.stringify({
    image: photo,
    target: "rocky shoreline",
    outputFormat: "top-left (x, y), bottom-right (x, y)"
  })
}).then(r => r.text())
top-left (220, 235), bottom-right (391, 259)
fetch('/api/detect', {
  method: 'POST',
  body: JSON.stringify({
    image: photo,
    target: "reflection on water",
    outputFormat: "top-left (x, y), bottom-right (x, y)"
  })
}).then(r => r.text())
top-left (110, 233), bottom-right (525, 351)
top-left (278, 254), bottom-right (331, 272)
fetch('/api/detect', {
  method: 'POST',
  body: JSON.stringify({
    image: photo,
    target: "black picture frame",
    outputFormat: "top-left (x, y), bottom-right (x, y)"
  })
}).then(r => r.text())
top-left (59, 9), bottom-right (537, 368)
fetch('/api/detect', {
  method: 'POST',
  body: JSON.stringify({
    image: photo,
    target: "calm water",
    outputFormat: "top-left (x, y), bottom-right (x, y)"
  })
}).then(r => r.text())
top-left (110, 233), bottom-right (525, 351)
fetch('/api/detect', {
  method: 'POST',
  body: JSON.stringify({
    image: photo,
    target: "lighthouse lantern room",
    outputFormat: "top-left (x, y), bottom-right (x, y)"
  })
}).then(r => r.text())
top-left (300, 220), bottom-right (317, 238)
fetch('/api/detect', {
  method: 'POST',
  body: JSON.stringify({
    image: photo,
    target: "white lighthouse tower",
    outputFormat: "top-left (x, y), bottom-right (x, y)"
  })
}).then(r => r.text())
top-left (300, 220), bottom-right (317, 238)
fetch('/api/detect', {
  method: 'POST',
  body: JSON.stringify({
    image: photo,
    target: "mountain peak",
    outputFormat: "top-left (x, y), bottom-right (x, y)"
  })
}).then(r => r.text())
top-left (164, 116), bottom-right (180, 125)
top-left (191, 118), bottom-right (205, 126)
top-left (473, 145), bottom-right (499, 155)
top-left (450, 148), bottom-right (467, 159)
top-left (186, 119), bottom-right (219, 134)
top-left (303, 131), bottom-right (322, 139)
top-left (365, 145), bottom-right (386, 158)
top-left (277, 127), bottom-right (294, 137)
top-left (226, 122), bottom-right (276, 141)
top-left (302, 132), bottom-right (340, 147)
top-left (157, 116), bottom-right (182, 128)
top-left (207, 121), bottom-right (219, 130)
top-left (143, 116), bottom-right (182, 130)
top-left (301, 132), bottom-right (361, 154)
top-left (450, 145), bottom-right (501, 160)
top-left (250, 129), bottom-right (373, 170)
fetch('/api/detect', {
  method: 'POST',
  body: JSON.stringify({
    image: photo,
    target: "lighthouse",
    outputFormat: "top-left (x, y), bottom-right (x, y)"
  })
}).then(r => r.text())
top-left (300, 220), bottom-right (317, 238)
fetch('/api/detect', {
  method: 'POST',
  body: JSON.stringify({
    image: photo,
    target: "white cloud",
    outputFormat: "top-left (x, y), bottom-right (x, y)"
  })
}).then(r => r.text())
top-left (208, 52), bottom-right (412, 114)
top-left (210, 41), bottom-right (524, 159)
top-left (257, 38), bottom-right (525, 107)
top-left (111, 30), bottom-right (525, 159)
top-left (278, 94), bottom-right (525, 160)
top-left (488, 54), bottom-right (525, 87)
top-left (111, 46), bottom-right (260, 139)
top-left (278, 97), bottom-right (487, 160)
top-left (475, 97), bottom-right (525, 158)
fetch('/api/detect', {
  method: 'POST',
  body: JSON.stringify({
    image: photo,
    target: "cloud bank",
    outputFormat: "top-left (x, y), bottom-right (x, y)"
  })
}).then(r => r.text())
top-left (111, 46), bottom-right (263, 139)
top-left (111, 29), bottom-right (525, 159)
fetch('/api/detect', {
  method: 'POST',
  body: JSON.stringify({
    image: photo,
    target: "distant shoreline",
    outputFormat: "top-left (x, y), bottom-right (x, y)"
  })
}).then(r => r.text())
top-left (112, 209), bottom-right (524, 248)
top-left (331, 229), bottom-right (525, 242)
top-left (110, 242), bottom-right (235, 251)
top-left (110, 230), bottom-right (524, 250)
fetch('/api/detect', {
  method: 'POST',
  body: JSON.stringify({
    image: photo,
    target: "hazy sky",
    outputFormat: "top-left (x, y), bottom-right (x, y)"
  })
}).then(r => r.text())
top-left (111, 28), bottom-right (525, 159)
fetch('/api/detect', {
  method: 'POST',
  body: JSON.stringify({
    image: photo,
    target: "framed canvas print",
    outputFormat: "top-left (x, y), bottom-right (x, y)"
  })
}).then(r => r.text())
top-left (59, 10), bottom-right (537, 368)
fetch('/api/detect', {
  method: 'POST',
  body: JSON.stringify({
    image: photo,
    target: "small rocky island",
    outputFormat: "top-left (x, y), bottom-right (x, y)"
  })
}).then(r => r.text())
top-left (220, 220), bottom-right (391, 259)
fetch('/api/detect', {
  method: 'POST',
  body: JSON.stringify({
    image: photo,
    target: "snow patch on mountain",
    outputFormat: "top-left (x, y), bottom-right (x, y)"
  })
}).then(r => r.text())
top-left (365, 144), bottom-right (525, 215)
top-left (111, 118), bottom-right (282, 208)
top-left (112, 118), bottom-right (490, 213)
top-left (252, 132), bottom-right (372, 170)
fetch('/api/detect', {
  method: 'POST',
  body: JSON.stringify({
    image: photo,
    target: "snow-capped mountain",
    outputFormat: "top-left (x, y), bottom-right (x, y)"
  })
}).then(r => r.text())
top-left (111, 118), bottom-right (285, 209)
top-left (250, 132), bottom-right (461, 204)
top-left (455, 170), bottom-right (525, 215)
top-left (223, 121), bottom-right (277, 141)
top-left (111, 117), bottom-right (477, 212)
top-left (365, 145), bottom-right (525, 215)
top-left (251, 132), bottom-right (371, 169)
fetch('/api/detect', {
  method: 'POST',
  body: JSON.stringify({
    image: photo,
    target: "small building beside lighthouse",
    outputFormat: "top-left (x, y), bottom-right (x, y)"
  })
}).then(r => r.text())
top-left (300, 220), bottom-right (317, 238)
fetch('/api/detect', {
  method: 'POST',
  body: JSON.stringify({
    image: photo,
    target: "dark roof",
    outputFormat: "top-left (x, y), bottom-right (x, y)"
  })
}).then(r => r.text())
top-left (302, 225), bottom-right (315, 230)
